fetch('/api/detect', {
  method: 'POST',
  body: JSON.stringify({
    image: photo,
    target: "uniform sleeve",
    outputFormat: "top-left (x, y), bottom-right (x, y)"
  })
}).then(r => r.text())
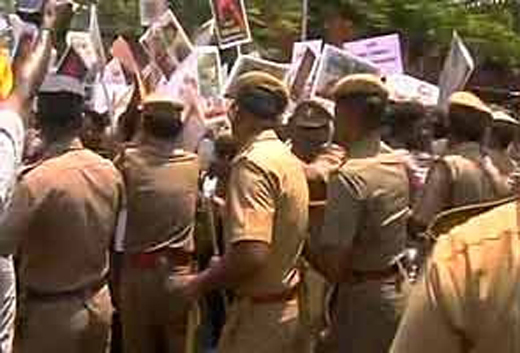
top-left (226, 159), bottom-right (277, 245)
top-left (412, 160), bottom-right (451, 228)
top-left (0, 181), bottom-right (35, 255)
top-left (390, 257), bottom-right (464, 353)
top-left (318, 170), bottom-right (364, 249)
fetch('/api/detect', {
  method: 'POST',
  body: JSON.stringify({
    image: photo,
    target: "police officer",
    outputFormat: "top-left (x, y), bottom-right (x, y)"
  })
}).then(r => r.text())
top-left (390, 195), bottom-right (520, 353)
top-left (412, 92), bottom-right (502, 233)
top-left (0, 74), bottom-right (123, 353)
top-left (114, 94), bottom-right (200, 353)
top-left (308, 74), bottom-right (410, 353)
top-left (181, 71), bottom-right (309, 353)
top-left (286, 100), bottom-right (346, 349)
top-left (487, 109), bottom-right (519, 184)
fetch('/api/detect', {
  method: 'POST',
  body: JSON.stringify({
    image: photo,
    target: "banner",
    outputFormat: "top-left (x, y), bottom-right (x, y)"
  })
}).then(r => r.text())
top-left (210, 0), bottom-right (252, 49)
top-left (140, 9), bottom-right (194, 79)
top-left (312, 44), bottom-right (380, 100)
top-left (386, 74), bottom-right (440, 106)
top-left (343, 33), bottom-right (403, 75)
top-left (140, 0), bottom-right (168, 27)
top-left (438, 31), bottom-right (475, 107)
top-left (196, 46), bottom-right (227, 121)
top-left (224, 55), bottom-right (290, 96)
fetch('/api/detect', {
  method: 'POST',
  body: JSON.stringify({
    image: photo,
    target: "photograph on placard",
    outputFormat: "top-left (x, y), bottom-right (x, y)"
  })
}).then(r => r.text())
top-left (112, 36), bottom-right (151, 77)
top-left (140, 0), bottom-right (168, 27)
top-left (142, 63), bottom-right (164, 94)
top-left (0, 16), bottom-right (14, 59)
top-left (140, 27), bottom-right (177, 79)
top-left (66, 31), bottom-right (100, 73)
top-left (312, 44), bottom-right (380, 100)
top-left (210, 0), bottom-right (252, 49)
top-left (224, 55), bottom-right (290, 96)
top-left (56, 45), bottom-right (89, 82)
top-left (69, 4), bottom-right (90, 32)
top-left (196, 46), bottom-right (227, 121)
top-left (288, 47), bottom-right (319, 102)
top-left (16, 0), bottom-right (43, 13)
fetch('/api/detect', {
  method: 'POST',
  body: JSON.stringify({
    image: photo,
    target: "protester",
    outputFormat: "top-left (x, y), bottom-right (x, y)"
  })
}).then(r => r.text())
top-left (307, 74), bottom-right (410, 353)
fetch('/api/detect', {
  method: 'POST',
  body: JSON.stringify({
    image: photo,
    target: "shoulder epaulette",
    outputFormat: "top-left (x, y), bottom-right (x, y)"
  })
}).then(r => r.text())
top-left (426, 196), bottom-right (517, 240)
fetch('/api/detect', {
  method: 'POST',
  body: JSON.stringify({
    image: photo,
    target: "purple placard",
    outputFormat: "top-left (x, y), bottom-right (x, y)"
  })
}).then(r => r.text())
top-left (343, 33), bottom-right (403, 75)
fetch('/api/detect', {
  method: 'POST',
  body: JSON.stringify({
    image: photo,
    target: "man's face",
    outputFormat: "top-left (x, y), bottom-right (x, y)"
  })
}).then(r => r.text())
top-left (290, 124), bottom-right (330, 158)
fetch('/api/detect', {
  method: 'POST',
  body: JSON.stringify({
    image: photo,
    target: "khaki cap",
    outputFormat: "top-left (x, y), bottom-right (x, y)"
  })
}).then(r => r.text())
top-left (290, 100), bottom-right (333, 128)
top-left (226, 71), bottom-right (289, 103)
top-left (141, 93), bottom-right (184, 118)
top-left (492, 110), bottom-right (519, 126)
top-left (448, 91), bottom-right (491, 116)
top-left (332, 74), bottom-right (388, 101)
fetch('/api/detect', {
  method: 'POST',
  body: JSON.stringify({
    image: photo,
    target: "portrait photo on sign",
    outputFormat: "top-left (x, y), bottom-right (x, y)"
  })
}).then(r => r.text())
top-left (140, 0), bottom-right (168, 27)
top-left (312, 44), bottom-right (380, 100)
top-left (56, 46), bottom-right (88, 82)
top-left (67, 31), bottom-right (101, 73)
top-left (16, 0), bottom-right (43, 13)
top-left (196, 46), bottom-right (226, 120)
top-left (210, 0), bottom-right (252, 49)
top-left (224, 55), bottom-right (289, 96)
top-left (141, 9), bottom-right (193, 79)
top-left (288, 47), bottom-right (319, 102)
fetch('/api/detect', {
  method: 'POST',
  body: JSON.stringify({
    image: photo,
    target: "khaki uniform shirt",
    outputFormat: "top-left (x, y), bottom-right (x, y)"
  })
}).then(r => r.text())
top-left (115, 138), bottom-right (199, 253)
top-left (319, 135), bottom-right (410, 271)
top-left (391, 200), bottom-right (520, 353)
top-left (226, 129), bottom-right (309, 296)
top-left (414, 142), bottom-right (502, 228)
top-left (488, 148), bottom-right (517, 179)
top-left (0, 139), bottom-right (123, 293)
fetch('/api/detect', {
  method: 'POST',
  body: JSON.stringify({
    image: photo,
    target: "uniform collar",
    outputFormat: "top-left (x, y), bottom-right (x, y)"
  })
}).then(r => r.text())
top-left (233, 129), bottom-right (280, 162)
top-left (43, 137), bottom-right (84, 159)
top-left (347, 132), bottom-right (388, 159)
top-left (446, 141), bottom-right (482, 159)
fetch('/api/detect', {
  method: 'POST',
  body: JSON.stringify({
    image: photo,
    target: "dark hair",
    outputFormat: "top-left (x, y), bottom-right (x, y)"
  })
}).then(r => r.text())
top-left (338, 93), bottom-right (387, 130)
top-left (491, 124), bottom-right (517, 150)
top-left (237, 87), bottom-right (288, 120)
top-left (449, 106), bottom-right (490, 142)
top-left (37, 92), bottom-right (84, 137)
top-left (141, 114), bottom-right (183, 140)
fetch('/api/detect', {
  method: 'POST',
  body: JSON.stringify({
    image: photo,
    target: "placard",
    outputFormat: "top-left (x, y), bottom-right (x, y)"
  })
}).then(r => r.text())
top-left (312, 44), bottom-right (380, 100)
top-left (210, 0), bottom-right (252, 49)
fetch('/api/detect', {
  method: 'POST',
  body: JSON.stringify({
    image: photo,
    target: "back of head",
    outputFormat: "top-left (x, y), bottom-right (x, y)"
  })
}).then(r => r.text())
top-left (228, 71), bottom-right (289, 123)
top-left (448, 91), bottom-right (492, 143)
top-left (37, 75), bottom-right (85, 139)
top-left (490, 109), bottom-right (519, 150)
top-left (332, 74), bottom-right (389, 131)
top-left (140, 94), bottom-right (185, 141)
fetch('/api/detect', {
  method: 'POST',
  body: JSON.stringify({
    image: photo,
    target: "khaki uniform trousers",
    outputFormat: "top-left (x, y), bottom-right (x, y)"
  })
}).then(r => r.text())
top-left (119, 263), bottom-right (193, 353)
top-left (218, 297), bottom-right (303, 353)
top-left (16, 285), bottom-right (113, 353)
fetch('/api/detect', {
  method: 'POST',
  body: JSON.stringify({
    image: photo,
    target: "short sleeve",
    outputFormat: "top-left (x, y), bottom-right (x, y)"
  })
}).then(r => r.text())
top-left (226, 160), bottom-right (277, 245)
top-left (318, 170), bottom-right (365, 249)
top-left (0, 180), bottom-right (35, 255)
top-left (390, 255), bottom-right (465, 353)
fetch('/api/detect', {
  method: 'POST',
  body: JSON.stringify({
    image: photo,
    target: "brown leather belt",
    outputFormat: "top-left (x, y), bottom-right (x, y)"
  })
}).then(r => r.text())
top-left (127, 248), bottom-right (194, 270)
top-left (349, 265), bottom-right (399, 285)
top-left (245, 285), bottom-right (299, 304)
top-left (25, 277), bottom-right (107, 302)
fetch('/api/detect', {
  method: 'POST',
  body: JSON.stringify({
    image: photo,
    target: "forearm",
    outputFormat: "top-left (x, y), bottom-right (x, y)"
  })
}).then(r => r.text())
top-left (14, 30), bottom-right (53, 106)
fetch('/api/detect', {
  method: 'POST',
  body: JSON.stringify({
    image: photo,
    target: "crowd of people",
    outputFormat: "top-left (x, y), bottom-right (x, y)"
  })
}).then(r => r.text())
top-left (2, 1), bottom-right (520, 353)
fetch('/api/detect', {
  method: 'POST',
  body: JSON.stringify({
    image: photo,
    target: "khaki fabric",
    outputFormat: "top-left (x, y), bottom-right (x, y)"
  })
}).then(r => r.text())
top-left (0, 139), bottom-right (123, 293)
top-left (225, 129), bottom-right (309, 296)
top-left (221, 129), bottom-right (308, 353)
top-left (16, 285), bottom-right (113, 353)
top-left (119, 263), bottom-right (193, 353)
top-left (391, 200), bottom-right (520, 353)
top-left (488, 148), bottom-right (517, 182)
top-left (115, 139), bottom-right (200, 253)
top-left (318, 134), bottom-right (410, 353)
top-left (414, 142), bottom-right (503, 227)
top-left (218, 299), bottom-right (301, 353)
